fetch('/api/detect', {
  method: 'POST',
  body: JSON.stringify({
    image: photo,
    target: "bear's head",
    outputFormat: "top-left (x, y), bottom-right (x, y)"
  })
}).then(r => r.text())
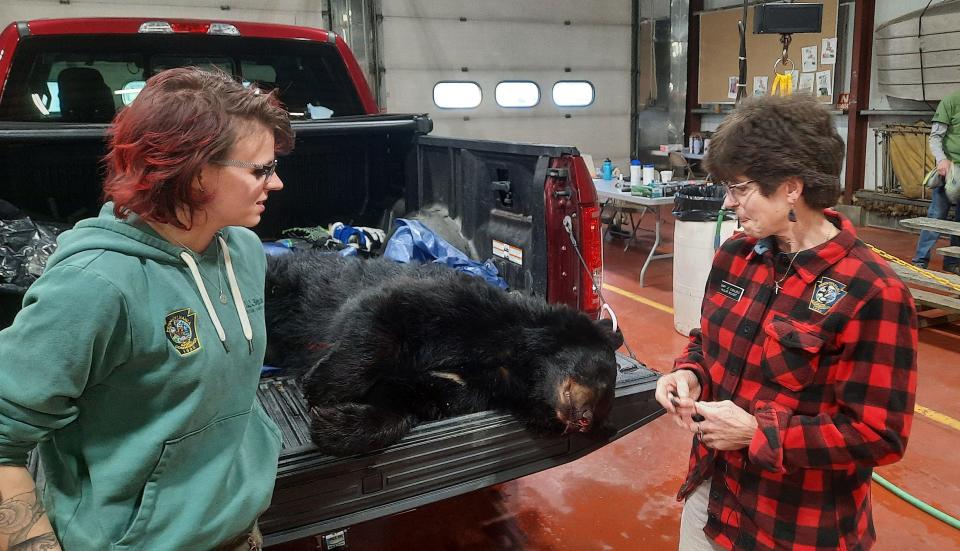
top-left (527, 317), bottom-right (623, 435)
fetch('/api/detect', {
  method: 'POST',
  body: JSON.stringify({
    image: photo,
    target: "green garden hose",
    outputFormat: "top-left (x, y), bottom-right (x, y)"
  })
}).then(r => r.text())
top-left (714, 209), bottom-right (728, 250)
top-left (872, 472), bottom-right (960, 530)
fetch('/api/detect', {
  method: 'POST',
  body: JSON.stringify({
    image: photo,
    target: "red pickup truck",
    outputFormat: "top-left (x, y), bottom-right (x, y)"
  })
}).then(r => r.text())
top-left (0, 17), bottom-right (661, 547)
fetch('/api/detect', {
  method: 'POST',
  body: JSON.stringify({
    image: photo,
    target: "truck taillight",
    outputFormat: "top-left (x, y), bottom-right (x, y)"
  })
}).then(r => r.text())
top-left (138, 21), bottom-right (240, 35)
top-left (579, 205), bottom-right (603, 315)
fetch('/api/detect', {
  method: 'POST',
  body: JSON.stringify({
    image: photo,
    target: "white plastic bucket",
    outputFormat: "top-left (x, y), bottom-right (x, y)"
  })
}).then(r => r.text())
top-left (673, 219), bottom-right (738, 336)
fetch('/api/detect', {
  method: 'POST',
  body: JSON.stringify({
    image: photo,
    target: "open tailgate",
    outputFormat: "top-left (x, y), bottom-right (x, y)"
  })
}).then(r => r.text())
top-left (258, 354), bottom-right (662, 545)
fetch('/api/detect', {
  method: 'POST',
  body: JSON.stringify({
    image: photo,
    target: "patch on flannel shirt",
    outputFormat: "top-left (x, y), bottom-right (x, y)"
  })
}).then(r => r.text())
top-left (719, 280), bottom-right (745, 302)
top-left (809, 277), bottom-right (847, 314)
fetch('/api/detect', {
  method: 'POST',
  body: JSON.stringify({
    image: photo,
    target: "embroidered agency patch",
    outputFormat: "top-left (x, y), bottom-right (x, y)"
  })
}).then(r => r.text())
top-left (164, 308), bottom-right (201, 355)
top-left (719, 280), bottom-right (745, 302)
top-left (809, 277), bottom-right (847, 315)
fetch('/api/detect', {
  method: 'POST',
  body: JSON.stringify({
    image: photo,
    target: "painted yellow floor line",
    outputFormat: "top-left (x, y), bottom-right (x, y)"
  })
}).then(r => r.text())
top-left (602, 282), bottom-right (959, 433)
top-left (915, 405), bottom-right (960, 431)
top-left (602, 283), bottom-right (674, 314)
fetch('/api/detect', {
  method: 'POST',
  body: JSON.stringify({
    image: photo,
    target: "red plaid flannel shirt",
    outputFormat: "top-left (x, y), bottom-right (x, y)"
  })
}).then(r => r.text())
top-left (673, 211), bottom-right (918, 551)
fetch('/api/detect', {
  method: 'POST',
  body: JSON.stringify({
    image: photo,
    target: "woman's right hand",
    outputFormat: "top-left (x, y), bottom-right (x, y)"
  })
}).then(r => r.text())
top-left (938, 159), bottom-right (952, 177)
top-left (655, 369), bottom-right (702, 429)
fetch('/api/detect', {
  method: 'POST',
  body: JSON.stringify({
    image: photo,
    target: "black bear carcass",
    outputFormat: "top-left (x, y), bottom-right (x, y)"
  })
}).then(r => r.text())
top-left (265, 252), bottom-right (623, 456)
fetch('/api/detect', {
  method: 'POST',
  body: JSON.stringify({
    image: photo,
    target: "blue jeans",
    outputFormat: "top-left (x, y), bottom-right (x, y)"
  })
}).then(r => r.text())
top-left (912, 185), bottom-right (960, 269)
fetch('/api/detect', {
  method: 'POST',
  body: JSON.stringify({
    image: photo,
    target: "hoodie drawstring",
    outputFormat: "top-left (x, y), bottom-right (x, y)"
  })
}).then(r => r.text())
top-left (178, 235), bottom-right (254, 354)
top-left (179, 251), bottom-right (230, 352)
top-left (218, 235), bottom-right (254, 354)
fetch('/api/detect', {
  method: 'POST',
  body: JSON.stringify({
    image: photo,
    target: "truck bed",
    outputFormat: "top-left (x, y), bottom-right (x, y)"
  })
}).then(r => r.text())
top-left (257, 353), bottom-right (662, 544)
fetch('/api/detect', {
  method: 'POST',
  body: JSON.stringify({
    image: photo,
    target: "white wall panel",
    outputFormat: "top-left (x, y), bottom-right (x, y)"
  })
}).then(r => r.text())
top-left (381, 0), bottom-right (633, 165)
top-left (381, 0), bottom-right (629, 24)
top-left (381, 19), bottom-right (631, 71)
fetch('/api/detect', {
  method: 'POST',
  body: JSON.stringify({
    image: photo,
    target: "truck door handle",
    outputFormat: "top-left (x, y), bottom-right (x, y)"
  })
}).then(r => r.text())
top-left (491, 180), bottom-right (513, 207)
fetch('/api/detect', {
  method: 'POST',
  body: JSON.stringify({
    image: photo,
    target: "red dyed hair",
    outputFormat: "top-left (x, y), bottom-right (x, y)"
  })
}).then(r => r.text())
top-left (103, 67), bottom-right (295, 228)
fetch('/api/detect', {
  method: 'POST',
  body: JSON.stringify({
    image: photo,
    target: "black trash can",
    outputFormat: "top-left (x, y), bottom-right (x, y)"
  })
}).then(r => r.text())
top-left (672, 184), bottom-right (733, 222)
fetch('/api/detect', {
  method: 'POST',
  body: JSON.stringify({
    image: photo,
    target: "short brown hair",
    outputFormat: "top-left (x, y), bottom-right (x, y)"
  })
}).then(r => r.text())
top-left (103, 67), bottom-right (295, 228)
top-left (703, 94), bottom-right (844, 209)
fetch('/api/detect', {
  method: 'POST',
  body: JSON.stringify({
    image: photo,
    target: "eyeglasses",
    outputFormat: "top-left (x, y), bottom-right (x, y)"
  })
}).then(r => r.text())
top-left (721, 179), bottom-right (759, 203)
top-left (211, 159), bottom-right (278, 182)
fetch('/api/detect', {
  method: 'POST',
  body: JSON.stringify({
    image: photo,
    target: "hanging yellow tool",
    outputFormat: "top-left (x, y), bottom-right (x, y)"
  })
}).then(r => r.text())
top-left (771, 67), bottom-right (793, 96)
top-left (771, 34), bottom-right (794, 97)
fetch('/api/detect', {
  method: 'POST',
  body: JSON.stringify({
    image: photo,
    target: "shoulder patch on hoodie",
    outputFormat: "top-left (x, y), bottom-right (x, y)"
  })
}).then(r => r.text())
top-left (165, 308), bottom-right (201, 355)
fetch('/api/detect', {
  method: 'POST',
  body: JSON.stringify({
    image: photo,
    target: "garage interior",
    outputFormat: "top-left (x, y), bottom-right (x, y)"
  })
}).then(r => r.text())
top-left (0, 0), bottom-right (958, 549)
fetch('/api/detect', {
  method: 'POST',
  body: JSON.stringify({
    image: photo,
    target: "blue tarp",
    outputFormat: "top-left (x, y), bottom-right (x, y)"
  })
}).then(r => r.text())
top-left (384, 219), bottom-right (508, 290)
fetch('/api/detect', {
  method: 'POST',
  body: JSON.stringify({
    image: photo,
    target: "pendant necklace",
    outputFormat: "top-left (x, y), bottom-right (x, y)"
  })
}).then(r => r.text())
top-left (216, 252), bottom-right (228, 304)
top-left (172, 235), bottom-right (228, 304)
top-left (774, 251), bottom-right (800, 294)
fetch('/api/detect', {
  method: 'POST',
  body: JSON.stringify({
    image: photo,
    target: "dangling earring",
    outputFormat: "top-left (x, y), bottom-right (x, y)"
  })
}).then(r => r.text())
top-left (788, 207), bottom-right (797, 222)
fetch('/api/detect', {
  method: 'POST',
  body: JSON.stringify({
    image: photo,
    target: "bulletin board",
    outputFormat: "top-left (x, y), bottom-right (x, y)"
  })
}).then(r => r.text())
top-left (697, 0), bottom-right (839, 104)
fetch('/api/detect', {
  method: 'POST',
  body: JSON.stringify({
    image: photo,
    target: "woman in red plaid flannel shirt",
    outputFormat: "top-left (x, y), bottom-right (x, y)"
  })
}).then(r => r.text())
top-left (656, 94), bottom-right (918, 551)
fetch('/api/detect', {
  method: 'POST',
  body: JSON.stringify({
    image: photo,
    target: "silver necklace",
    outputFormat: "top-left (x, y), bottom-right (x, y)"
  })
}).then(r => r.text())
top-left (774, 251), bottom-right (800, 295)
top-left (215, 248), bottom-right (228, 304)
top-left (172, 235), bottom-right (228, 304)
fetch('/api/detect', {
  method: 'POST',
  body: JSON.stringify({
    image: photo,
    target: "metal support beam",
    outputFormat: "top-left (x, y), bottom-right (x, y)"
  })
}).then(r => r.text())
top-left (685, 0), bottom-right (704, 141)
top-left (667, 0), bottom-right (691, 145)
top-left (843, 0), bottom-right (875, 205)
top-left (630, 0), bottom-right (640, 160)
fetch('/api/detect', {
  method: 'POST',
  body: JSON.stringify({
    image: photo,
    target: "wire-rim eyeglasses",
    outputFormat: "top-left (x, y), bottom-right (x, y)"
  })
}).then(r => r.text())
top-left (211, 159), bottom-right (279, 182)
top-left (721, 178), bottom-right (759, 202)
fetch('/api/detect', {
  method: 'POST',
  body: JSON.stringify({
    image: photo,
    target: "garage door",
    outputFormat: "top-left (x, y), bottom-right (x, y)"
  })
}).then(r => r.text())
top-left (380, 0), bottom-right (632, 168)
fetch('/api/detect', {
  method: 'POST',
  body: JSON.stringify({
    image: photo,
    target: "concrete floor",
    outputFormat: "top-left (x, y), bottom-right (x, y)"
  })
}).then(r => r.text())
top-left (272, 214), bottom-right (960, 550)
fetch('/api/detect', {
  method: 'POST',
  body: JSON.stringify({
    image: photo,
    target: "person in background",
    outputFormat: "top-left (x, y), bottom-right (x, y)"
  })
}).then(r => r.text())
top-left (655, 94), bottom-right (918, 551)
top-left (911, 88), bottom-right (960, 275)
top-left (0, 67), bottom-right (293, 550)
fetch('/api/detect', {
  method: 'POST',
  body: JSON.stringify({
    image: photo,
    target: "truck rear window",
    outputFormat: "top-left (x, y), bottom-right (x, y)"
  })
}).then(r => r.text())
top-left (0, 34), bottom-right (365, 122)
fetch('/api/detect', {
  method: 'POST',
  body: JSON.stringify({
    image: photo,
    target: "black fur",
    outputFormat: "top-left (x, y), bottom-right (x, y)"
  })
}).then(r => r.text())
top-left (265, 252), bottom-right (623, 456)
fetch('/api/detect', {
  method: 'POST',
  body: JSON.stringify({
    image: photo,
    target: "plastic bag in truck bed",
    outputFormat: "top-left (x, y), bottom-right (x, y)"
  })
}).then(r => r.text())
top-left (1, 213), bottom-right (70, 293)
top-left (266, 223), bottom-right (387, 258)
top-left (385, 219), bottom-right (508, 290)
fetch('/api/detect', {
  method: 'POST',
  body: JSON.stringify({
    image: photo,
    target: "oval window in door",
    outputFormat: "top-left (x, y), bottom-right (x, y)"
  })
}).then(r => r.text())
top-left (552, 81), bottom-right (595, 107)
top-left (495, 81), bottom-right (540, 108)
top-left (433, 81), bottom-right (482, 109)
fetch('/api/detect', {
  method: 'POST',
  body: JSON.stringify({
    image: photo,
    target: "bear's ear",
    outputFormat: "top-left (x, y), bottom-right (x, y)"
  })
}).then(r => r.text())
top-left (595, 319), bottom-right (624, 351)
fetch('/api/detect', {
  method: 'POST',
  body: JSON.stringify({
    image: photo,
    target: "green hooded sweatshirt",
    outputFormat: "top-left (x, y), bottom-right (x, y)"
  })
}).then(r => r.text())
top-left (0, 203), bottom-right (282, 550)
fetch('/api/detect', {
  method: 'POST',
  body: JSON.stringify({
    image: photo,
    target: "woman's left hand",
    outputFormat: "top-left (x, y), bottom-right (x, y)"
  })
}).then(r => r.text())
top-left (689, 400), bottom-right (759, 451)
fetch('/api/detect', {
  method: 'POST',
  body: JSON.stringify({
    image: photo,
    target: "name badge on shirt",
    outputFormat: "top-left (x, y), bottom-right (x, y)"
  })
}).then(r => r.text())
top-left (719, 280), bottom-right (745, 302)
top-left (809, 277), bottom-right (847, 315)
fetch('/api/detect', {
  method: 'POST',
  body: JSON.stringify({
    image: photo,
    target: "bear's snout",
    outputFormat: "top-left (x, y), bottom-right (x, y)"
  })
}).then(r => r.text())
top-left (556, 376), bottom-right (610, 434)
